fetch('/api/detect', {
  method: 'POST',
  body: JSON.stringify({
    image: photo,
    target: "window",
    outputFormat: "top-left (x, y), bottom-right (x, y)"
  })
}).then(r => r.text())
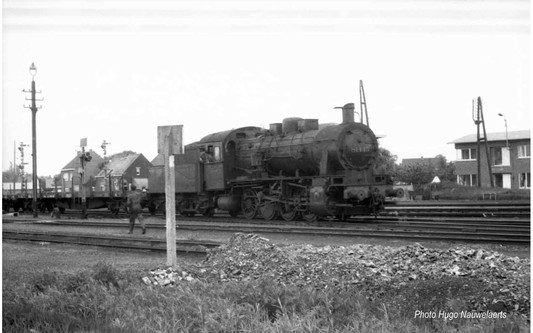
top-left (492, 147), bottom-right (510, 166)
top-left (205, 145), bottom-right (221, 162)
top-left (493, 173), bottom-right (512, 189)
top-left (136, 167), bottom-right (141, 176)
top-left (457, 174), bottom-right (477, 186)
top-left (519, 173), bottom-right (530, 189)
top-left (518, 145), bottom-right (531, 158)
top-left (457, 148), bottom-right (476, 160)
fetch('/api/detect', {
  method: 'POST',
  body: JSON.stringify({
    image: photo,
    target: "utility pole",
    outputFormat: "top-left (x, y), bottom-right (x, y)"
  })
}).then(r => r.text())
top-left (472, 97), bottom-right (494, 188)
top-left (497, 113), bottom-right (509, 148)
top-left (359, 80), bottom-right (370, 126)
top-left (23, 63), bottom-right (43, 217)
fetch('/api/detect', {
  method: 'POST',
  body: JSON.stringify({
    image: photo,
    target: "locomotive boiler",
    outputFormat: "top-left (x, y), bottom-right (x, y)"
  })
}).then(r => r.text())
top-left (148, 103), bottom-right (399, 221)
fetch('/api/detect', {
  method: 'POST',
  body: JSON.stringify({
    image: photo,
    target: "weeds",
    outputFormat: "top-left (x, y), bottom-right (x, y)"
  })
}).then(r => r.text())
top-left (3, 262), bottom-right (529, 333)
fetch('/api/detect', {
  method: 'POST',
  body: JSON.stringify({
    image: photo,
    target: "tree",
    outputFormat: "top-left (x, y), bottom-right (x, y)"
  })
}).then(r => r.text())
top-left (395, 155), bottom-right (456, 190)
top-left (374, 148), bottom-right (397, 175)
top-left (3, 166), bottom-right (17, 182)
top-left (434, 154), bottom-right (456, 183)
top-left (396, 162), bottom-right (435, 188)
top-left (2, 165), bottom-right (31, 183)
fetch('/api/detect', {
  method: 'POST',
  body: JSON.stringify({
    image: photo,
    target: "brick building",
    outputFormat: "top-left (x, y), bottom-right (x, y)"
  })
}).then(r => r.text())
top-left (401, 157), bottom-right (443, 169)
top-left (59, 150), bottom-right (104, 197)
top-left (93, 152), bottom-right (152, 196)
top-left (449, 130), bottom-right (530, 189)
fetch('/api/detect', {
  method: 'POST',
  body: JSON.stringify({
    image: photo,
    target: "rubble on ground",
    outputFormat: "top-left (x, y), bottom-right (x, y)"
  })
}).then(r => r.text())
top-left (141, 267), bottom-right (197, 286)
top-left (142, 233), bottom-right (530, 316)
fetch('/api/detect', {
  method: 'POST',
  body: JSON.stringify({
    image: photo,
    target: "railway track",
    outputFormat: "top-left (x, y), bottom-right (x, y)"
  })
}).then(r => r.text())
top-left (42, 200), bottom-right (529, 220)
top-left (2, 229), bottom-right (221, 254)
top-left (3, 213), bottom-right (530, 245)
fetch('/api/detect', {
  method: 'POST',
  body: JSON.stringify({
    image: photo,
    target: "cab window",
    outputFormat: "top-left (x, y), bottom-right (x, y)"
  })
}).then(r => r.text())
top-left (213, 146), bottom-right (221, 161)
top-left (201, 145), bottom-right (222, 163)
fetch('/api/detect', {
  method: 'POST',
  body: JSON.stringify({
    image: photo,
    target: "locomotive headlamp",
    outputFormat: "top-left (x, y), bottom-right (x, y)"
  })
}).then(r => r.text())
top-left (29, 63), bottom-right (37, 78)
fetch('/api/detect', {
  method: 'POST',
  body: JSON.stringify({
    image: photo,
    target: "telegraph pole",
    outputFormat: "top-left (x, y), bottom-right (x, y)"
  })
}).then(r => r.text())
top-left (23, 63), bottom-right (43, 217)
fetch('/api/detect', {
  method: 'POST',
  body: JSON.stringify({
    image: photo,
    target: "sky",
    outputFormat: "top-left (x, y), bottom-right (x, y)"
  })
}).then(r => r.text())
top-left (2, 0), bottom-right (531, 177)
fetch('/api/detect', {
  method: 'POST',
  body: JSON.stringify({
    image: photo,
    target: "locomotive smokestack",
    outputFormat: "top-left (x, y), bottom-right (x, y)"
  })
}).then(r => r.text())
top-left (334, 103), bottom-right (355, 124)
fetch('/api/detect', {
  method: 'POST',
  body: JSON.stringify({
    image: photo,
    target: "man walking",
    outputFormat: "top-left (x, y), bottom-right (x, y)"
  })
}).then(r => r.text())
top-left (127, 184), bottom-right (146, 234)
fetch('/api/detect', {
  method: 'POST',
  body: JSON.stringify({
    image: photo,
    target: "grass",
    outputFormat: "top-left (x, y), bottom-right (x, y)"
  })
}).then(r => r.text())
top-left (3, 261), bottom-right (529, 333)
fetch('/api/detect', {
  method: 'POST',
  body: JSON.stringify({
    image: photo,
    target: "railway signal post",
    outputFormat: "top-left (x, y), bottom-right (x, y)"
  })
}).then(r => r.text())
top-left (79, 138), bottom-right (91, 219)
top-left (158, 125), bottom-right (183, 267)
top-left (23, 63), bottom-right (43, 217)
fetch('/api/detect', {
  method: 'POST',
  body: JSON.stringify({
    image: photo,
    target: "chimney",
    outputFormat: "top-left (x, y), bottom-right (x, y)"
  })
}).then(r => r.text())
top-left (334, 103), bottom-right (355, 123)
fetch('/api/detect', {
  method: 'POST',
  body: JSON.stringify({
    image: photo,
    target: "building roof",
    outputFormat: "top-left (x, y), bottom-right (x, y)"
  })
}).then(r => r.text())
top-left (61, 150), bottom-right (102, 170)
top-left (95, 153), bottom-right (140, 177)
top-left (401, 157), bottom-right (442, 168)
top-left (449, 130), bottom-right (530, 144)
top-left (151, 154), bottom-right (164, 166)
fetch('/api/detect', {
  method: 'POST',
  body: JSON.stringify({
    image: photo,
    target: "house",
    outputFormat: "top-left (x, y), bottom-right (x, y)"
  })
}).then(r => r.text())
top-left (59, 150), bottom-right (104, 197)
top-left (401, 157), bottom-right (443, 169)
top-left (93, 152), bottom-right (152, 196)
top-left (449, 130), bottom-right (530, 189)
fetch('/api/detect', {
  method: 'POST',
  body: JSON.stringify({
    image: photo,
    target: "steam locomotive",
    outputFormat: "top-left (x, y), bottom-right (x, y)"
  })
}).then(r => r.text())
top-left (147, 103), bottom-right (400, 221)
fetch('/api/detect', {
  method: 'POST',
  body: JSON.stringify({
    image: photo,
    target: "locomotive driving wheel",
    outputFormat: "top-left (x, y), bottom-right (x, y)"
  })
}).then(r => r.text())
top-left (279, 202), bottom-right (299, 221)
top-left (241, 189), bottom-right (259, 220)
top-left (260, 201), bottom-right (279, 221)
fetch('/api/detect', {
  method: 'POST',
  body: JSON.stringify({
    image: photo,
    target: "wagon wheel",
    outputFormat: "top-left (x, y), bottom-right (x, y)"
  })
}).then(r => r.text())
top-left (260, 201), bottom-right (279, 221)
top-left (279, 203), bottom-right (299, 221)
top-left (202, 207), bottom-right (214, 217)
top-left (241, 189), bottom-right (259, 220)
top-left (336, 213), bottom-right (348, 222)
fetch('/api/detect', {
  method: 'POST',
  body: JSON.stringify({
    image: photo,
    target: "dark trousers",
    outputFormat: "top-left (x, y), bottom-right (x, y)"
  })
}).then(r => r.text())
top-left (129, 211), bottom-right (145, 233)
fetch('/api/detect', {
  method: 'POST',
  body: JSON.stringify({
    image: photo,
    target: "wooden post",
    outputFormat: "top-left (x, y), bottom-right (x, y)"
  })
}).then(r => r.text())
top-left (158, 125), bottom-right (183, 267)
top-left (164, 138), bottom-right (177, 266)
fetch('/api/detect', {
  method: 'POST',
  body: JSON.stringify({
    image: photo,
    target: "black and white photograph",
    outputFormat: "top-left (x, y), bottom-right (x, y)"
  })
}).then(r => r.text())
top-left (2, 0), bottom-right (530, 332)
